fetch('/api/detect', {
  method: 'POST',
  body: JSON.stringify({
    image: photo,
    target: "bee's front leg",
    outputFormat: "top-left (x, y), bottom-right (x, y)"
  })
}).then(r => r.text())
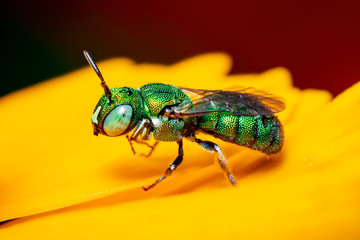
top-left (142, 140), bottom-right (183, 191)
top-left (139, 141), bottom-right (159, 158)
top-left (127, 118), bottom-right (154, 155)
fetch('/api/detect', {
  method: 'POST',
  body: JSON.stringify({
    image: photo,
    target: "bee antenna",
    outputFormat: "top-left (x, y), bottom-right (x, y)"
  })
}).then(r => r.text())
top-left (83, 50), bottom-right (112, 103)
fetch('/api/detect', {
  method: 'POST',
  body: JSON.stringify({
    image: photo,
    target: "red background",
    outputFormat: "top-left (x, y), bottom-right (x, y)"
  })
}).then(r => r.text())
top-left (2, 0), bottom-right (360, 96)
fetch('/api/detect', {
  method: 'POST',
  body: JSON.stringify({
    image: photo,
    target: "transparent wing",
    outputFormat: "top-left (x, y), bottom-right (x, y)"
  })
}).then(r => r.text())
top-left (174, 86), bottom-right (285, 117)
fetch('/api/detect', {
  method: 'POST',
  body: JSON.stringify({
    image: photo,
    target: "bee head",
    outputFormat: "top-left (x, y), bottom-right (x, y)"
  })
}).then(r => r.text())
top-left (91, 88), bottom-right (145, 137)
top-left (83, 50), bottom-right (145, 137)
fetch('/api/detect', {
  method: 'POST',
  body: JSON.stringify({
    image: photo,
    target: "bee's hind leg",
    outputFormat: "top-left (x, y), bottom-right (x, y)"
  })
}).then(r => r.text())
top-left (194, 138), bottom-right (237, 186)
top-left (142, 140), bottom-right (183, 191)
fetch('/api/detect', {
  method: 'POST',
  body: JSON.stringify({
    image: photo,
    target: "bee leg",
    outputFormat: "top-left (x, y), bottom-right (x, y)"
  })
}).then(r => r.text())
top-left (142, 140), bottom-right (183, 191)
top-left (128, 135), bottom-right (158, 157)
top-left (127, 137), bottom-right (158, 156)
top-left (139, 141), bottom-right (159, 158)
top-left (195, 138), bottom-right (237, 186)
top-left (133, 125), bottom-right (158, 157)
top-left (126, 135), bottom-right (136, 155)
top-left (127, 119), bottom-right (151, 155)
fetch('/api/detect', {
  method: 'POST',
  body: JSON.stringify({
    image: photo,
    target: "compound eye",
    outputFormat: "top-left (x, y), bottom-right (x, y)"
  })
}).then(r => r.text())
top-left (103, 105), bottom-right (133, 136)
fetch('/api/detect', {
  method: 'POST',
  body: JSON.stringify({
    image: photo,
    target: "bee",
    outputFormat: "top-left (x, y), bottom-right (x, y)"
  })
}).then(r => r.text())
top-left (84, 50), bottom-right (284, 191)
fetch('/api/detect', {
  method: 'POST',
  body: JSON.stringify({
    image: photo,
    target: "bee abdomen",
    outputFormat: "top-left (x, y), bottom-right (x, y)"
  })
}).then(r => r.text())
top-left (196, 114), bottom-right (283, 154)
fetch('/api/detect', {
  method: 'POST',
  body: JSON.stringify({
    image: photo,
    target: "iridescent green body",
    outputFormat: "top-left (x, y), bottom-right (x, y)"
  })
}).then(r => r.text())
top-left (140, 83), bottom-right (283, 154)
top-left (197, 114), bottom-right (283, 154)
top-left (92, 83), bottom-right (283, 154)
top-left (139, 83), bottom-right (192, 142)
top-left (140, 83), bottom-right (284, 154)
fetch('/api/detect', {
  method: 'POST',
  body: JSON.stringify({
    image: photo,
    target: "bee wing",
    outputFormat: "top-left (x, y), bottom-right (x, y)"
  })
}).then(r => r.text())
top-left (174, 86), bottom-right (285, 117)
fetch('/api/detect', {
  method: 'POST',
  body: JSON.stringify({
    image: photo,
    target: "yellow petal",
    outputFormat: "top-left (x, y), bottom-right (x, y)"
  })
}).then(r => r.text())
top-left (1, 53), bottom-right (360, 240)
top-left (0, 53), bottom-right (291, 222)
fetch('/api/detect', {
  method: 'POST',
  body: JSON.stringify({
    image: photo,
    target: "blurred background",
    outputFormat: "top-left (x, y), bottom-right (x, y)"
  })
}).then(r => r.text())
top-left (1, 0), bottom-right (360, 97)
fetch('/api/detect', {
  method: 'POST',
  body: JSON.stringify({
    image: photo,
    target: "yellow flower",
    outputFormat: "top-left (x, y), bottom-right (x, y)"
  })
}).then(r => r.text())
top-left (0, 53), bottom-right (359, 239)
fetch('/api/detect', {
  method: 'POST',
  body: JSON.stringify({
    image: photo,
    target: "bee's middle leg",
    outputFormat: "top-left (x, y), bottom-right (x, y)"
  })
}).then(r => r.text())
top-left (142, 140), bottom-right (183, 191)
top-left (195, 138), bottom-right (237, 186)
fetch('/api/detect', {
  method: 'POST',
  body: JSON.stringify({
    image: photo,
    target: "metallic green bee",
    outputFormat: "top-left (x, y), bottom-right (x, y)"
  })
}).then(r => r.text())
top-left (84, 50), bottom-right (285, 191)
